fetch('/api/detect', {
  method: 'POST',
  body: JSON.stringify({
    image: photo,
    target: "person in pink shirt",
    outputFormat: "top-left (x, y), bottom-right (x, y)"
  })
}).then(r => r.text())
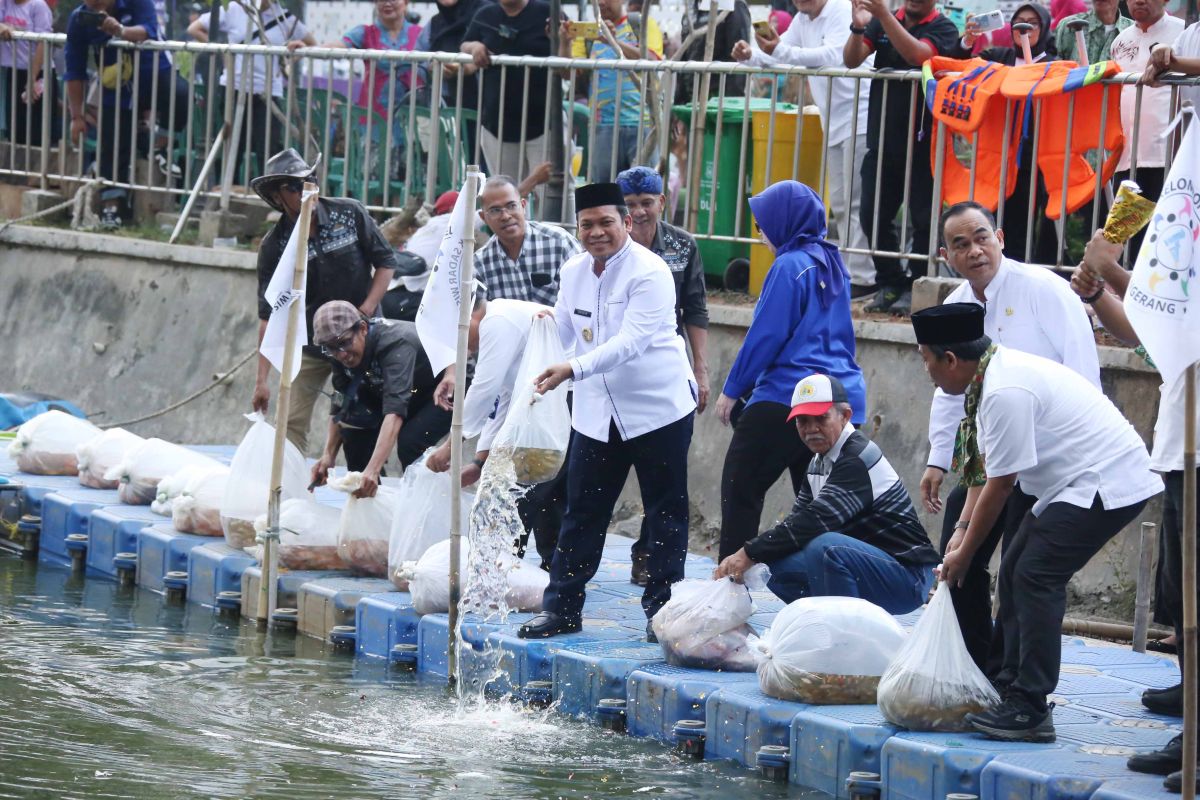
top-left (0, 0), bottom-right (54, 145)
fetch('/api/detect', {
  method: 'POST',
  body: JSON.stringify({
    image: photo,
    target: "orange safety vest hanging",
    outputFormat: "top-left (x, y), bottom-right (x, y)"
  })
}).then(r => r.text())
top-left (998, 60), bottom-right (1124, 219)
top-left (922, 56), bottom-right (1021, 212)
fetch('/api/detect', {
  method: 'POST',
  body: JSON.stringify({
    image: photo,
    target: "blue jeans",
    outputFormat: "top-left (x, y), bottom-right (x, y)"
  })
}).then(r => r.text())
top-left (590, 124), bottom-right (657, 183)
top-left (765, 532), bottom-right (935, 614)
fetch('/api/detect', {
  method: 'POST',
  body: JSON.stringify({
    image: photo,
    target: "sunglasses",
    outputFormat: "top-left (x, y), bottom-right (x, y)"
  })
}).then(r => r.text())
top-left (320, 328), bottom-right (359, 356)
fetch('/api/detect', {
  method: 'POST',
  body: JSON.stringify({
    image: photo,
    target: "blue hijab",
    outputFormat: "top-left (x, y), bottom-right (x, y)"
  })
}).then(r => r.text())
top-left (748, 181), bottom-right (848, 309)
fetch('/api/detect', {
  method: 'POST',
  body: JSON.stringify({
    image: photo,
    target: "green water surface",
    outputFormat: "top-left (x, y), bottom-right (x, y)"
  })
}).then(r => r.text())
top-left (0, 555), bottom-right (829, 800)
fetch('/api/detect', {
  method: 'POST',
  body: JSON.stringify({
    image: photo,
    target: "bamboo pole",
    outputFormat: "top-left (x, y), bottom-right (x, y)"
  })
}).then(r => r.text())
top-left (685, 0), bottom-right (719, 233)
top-left (1183, 361), bottom-right (1197, 800)
top-left (1133, 521), bottom-right (1158, 653)
top-left (258, 181), bottom-right (318, 625)
top-left (447, 167), bottom-right (481, 689)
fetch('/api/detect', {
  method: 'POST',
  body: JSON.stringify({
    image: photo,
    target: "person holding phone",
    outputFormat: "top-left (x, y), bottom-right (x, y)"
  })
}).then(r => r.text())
top-left (63, 0), bottom-right (187, 228)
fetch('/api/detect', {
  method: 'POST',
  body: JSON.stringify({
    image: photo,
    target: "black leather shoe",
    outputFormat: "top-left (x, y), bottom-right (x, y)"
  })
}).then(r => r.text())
top-left (1165, 768), bottom-right (1200, 793)
top-left (517, 612), bottom-right (582, 639)
top-left (1143, 684), bottom-right (1184, 716)
top-left (630, 551), bottom-right (649, 586)
top-left (646, 620), bottom-right (658, 644)
top-left (1129, 734), bottom-right (1183, 775)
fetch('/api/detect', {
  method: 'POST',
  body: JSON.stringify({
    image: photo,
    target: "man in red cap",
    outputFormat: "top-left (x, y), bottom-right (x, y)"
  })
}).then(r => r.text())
top-left (713, 372), bottom-right (938, 614)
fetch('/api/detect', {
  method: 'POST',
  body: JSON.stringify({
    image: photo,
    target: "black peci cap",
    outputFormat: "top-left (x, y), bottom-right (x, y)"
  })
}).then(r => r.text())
top-left (575, 182), bottom-right (627, 212)
top-left (911, 302), bottom-right (986, 345)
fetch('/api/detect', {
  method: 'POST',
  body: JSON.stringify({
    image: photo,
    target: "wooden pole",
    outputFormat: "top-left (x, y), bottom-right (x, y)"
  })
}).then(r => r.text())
top-left (1183, 361), bottom-right (1197, 800)
top-left (447, 168), bottom-right (480, 690)
top-left (685, 0), bottom-right (720, 233)
top-left (258, 181), bottom-right (318, 625)
top-left (1133, 521), bottom-right (1157, 653)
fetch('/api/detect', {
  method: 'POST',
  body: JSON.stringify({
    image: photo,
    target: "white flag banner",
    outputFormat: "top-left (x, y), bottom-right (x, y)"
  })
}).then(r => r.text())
top-left (416, 172), bottom-right (483, 375)
top-left (1124, 117), bottom-right (1200, 386)
top-left (260, 187), bottom-right (317, 381)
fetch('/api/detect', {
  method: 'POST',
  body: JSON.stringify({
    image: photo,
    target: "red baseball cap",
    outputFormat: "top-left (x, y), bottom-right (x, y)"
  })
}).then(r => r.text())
top-left (787, 374), bottom-right (849, 421)
top-left (434, 190), bottom-right (459, 216)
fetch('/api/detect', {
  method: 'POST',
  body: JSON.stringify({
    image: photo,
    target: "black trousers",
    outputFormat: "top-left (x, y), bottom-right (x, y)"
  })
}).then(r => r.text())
top-left (718, 401), bottom-right (813, 561)
top-left (1161, 470), bottom-right (1200, 680)
top-left (339, 394), bottom-right (453, 474)
top-left (543, 414), bottom-right (693, 620)
top-left (996, 495), bottom-right (1148, 711)
top-left (938, 483), bottom-right (1037, 674)
top-left (1, 67), bottom-right (57, 146)
top-left (223, 94), bottom-right (286, 187)
top-left (1000, 157), bottom-right (1059, 266)
top-left (859, 134), bottom-right (936, 291)
top-left (96, 71), bottom-right (189, 183)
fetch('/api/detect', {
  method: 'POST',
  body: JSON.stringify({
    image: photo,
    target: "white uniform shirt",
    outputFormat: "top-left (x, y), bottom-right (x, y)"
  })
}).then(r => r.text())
top-left (1172, 22), bottom-right (1200, 118)
top-left (462, 299), bottom-right (547, 451)
top-left (978, 347), bottom-right (1162, 516)
top-left (553, 237), bottom-right (696, 441)
top-left (389, 213), bottom-right (451, 293)
top-left (1110, 14), bottom-right (1184, 171)
top-left (743, 0), bottom-right (870, 147)
top-left (1150, 369), bottom-right (1200, 473)
top-left (197, 2), bottom-right (308, 97)
top-left (926, 258), bottom-right (1100, 470)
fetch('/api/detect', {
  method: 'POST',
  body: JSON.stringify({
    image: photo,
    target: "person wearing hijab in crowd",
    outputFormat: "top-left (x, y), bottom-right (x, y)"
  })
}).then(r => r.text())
top-left (713, 180), bottom-right (866, 563)
top-left (954, 3), bottom-right (1059, 265)
top-left (416, 0), bottom-right (490, 165)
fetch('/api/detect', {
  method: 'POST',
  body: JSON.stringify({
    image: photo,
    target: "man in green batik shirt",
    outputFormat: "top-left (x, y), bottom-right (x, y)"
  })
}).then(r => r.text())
top-left (1054, 0), bottom-right (1131, 63)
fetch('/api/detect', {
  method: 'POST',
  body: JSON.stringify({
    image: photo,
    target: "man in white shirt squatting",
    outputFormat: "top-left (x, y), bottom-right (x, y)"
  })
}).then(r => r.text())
top-left (914, 303), bottom-right (1161, 743)
top-left (517, 182), bottom-right (698, 641)
top-left (920, 201), bottom-right (1101, 674)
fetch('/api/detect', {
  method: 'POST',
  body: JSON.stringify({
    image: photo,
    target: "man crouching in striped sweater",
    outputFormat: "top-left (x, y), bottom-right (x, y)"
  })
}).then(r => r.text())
top-left (713, 373), bottom-right (940, 614)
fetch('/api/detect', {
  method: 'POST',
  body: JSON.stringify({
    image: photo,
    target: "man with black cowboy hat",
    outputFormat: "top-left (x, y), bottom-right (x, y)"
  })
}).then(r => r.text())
top-left (252, 148), bottom-right (400, 453)
top-left (913, 302), bottom-right (1161, 743)
top-left (517, 182), bottom-right (698, 641)
top-left (306, 300), bottom-right (451, 498)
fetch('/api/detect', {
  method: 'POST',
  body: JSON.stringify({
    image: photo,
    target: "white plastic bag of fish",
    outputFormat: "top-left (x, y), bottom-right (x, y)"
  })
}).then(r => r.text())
top-left (9, 410), bottom-right (100, 475)
top-left (490, 316), bottom-right (571, 484)
top-left (253, 497), bottom-right (345, 571)
top-left (76, 428), bottom-right (144, 488)
top-left (387, 449), bottom-right (473, 591)
top-left (331, 471), bottom-right (399, 577)
top-left (651, 577), bottom-right (758, 671)
top-left (151, 464), bottom-right (211, 516)
top-left (876, 582), bottom-right (999, 730)
top-left (219, 412), bottom-right (308, 551)
top-left (106, 438), bottom-right (222, 506)
top-left (172, 467), bottom-right (230, 537)
top-left (399, 538), bottom-right (548, 615)
top-left (755, 596), bottom-right (906, 704)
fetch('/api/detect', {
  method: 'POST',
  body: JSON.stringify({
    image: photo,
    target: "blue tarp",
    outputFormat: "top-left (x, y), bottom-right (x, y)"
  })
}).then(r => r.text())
top-left (0, 394), bottom-right (88, 430)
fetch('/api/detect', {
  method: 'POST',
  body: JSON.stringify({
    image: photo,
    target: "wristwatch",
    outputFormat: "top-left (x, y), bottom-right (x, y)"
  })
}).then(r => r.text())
top-left (471, 457), bottom-right (486, 469)
top-left (849, 23), bottom-right (867, 35)
top-left (1082, 287), bottom-right (1106, 304)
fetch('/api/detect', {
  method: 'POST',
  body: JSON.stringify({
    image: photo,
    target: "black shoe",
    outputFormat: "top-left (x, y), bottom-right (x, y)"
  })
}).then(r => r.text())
top-left (99, 203), bottom-right (123, 231)
top-left (1165, 769), bottom-right (1200, 793)
top-left (966, 697), bottom-right (1056, 743)
top-left (865, 286), bottom-right (903, 313)
top-left (630, 550), bottom-right (649, 586)
top-left (1148, 638), bottom-right (1179, 655)
top-left (517, 612), bottom-right (581, 639)
top-left (1129, 734), bottom-right (1184, 775)
top-left (888, 290), bottom-right (913, 316)
top-left (646, 620), bottom-right (658, 644)
top-left (1143, 683), bottom-right (1184, 716)
top-left (850, 283), bottom-right (878, 299)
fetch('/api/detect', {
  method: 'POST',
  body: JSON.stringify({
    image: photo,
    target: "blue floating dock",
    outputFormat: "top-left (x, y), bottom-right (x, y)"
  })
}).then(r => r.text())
top-left (241, 566), bottom-right (349, 620)
top-left (0, 451), bottom-right (1189, 800)
top-left (136, 524), bottom-right (213, 593)
top-left (86, 505), bottom-right (160, 579)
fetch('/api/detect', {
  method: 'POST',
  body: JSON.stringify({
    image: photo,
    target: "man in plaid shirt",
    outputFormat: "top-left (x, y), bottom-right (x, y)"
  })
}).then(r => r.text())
top-left (476, 175), bottom-right (582, 305)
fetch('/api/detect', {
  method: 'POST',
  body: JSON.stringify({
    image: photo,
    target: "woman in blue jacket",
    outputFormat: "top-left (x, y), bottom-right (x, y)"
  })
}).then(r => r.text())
top-left (714, 180), bottom-right (867, 560)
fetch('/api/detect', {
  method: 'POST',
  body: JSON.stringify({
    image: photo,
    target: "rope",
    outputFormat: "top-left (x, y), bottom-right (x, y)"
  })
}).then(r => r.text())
top-left (98, 349), bottom-right (257, 430)
top-left (0, 179), bottom-right (103, 236)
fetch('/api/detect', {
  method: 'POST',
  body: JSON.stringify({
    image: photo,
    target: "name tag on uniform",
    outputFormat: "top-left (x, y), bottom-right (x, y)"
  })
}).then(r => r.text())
top-left (573, 308), bottom-right (592, 318)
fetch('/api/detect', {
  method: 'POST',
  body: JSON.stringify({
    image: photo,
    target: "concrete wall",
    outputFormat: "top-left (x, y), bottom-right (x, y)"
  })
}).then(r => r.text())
top-left (0, 225), bottom-right (1161, 618)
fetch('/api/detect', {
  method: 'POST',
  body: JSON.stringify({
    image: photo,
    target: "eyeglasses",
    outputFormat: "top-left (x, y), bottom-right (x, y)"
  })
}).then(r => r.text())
top-left (484, 201), bottom-right (521, 218)
top-left (320, 328), bottom-right (359, 356)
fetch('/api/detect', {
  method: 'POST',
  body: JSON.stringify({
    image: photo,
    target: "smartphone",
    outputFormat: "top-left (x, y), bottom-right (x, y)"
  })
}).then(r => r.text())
top-left (973, 10), bottom-right (1006, 33)
top-left (753, 19), bottom-right (774, 37)
top-left (567, 21), bottom-right (600, 40)
top-left (78, 8), bottom-right (107, 28)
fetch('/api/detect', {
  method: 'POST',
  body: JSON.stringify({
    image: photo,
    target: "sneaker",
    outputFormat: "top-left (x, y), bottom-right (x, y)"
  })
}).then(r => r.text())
top-left (1128, 734), bottom-right (1184, 775)
top-left (966, 697), bottom-right (1056, 743)
top-left (99, 203), bottom-right (123, 231)
top-left (888, 290), bottom-right (913, 316)
top-left (865, 286), bottom-right (903, 313)
top-left (155, 150), bottom-right (182, 180)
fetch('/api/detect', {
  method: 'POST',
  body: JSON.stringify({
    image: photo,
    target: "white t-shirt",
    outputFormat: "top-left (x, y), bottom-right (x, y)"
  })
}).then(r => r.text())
top-left (926, 258), bottom-right (1101, 470)
top-left (1110, 14), bottom-right (1185, 171)
top-left (463, 299), bottom-right (546, 450)
top-left (1150, 368), bottom-right (1200, 473)
top-left (197, 2), bottom-right (308, 97)
top-left (978, 346), bottom-right (1162, 515)
top-left (1172, 22), bottom-right (1200, 117)
top-left (391, 213), bottom-right (451, 293)
top-left (744, 0), bottom-right (871, 146)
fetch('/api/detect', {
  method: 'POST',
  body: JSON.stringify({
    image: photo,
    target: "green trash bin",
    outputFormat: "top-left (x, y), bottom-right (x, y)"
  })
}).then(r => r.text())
top-left (673, 97), bottom-right (800, 288)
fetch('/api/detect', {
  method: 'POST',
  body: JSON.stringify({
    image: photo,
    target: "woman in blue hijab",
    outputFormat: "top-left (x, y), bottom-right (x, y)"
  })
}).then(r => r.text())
top-left (714, 180), bottom-right (867, 561)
